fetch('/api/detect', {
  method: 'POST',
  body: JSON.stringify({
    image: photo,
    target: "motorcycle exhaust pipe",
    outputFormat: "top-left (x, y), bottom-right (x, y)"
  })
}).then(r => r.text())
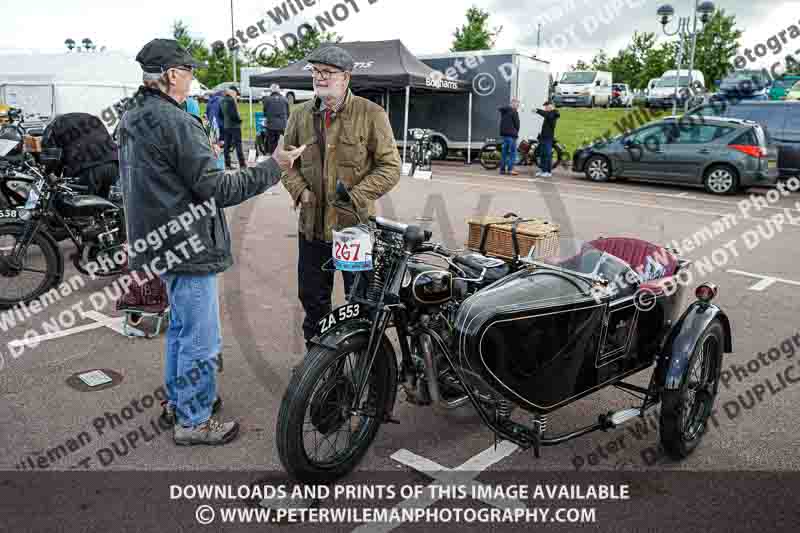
top-left (419, 333), bottom-right (470, 413)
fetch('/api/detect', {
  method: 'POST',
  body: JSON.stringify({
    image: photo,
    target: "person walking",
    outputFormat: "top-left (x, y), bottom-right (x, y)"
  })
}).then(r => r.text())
top-left (498, 99), bottom-right (520, 176)
top-left (221, 87), bottom-right (246, 169)
top-left (536, 101), bottom-right (561, 178)
top-left (280, 45), bottom-right (401, 348)
top-left (119, 38), bottom-right (305, 446)
top-left (262, 83), bottom-right (290, 154)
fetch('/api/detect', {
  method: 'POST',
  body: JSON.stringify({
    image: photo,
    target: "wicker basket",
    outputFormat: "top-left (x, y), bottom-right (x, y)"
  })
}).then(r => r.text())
top-left (467, 215), bottom-right (560, 261)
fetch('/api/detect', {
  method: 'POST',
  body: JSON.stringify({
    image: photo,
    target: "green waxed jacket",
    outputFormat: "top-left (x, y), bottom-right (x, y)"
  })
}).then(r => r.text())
top-left (281, 90), bottom-right (401, 242)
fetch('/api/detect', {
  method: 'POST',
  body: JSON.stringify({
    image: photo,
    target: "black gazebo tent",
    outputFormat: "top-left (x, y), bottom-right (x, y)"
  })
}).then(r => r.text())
top-left (250, 39), bottom-right (473, 164)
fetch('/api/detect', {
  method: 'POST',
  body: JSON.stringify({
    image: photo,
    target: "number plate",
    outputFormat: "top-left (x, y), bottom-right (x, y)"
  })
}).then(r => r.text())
top-left (332, 229), bottom-right (373, 271)
top-left (0, 209), bottom-right (18, 218)
top-left (318, 303), bottom-right (364, 335)
top-left (24, 178), bottom-right (44, 209)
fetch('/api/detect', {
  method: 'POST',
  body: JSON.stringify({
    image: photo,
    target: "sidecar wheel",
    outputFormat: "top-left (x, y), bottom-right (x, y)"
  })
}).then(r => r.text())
top-left (276, 335), bottom-right (393, 484)
top-left (659, 319), bottom-right (724, 459)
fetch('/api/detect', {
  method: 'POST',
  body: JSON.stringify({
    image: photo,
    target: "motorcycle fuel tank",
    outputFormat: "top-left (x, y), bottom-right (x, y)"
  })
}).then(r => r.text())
top-left (55, 194), bottom-right (119, 218)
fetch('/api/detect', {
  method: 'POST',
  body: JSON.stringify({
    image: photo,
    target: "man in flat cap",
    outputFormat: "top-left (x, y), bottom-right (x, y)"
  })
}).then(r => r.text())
top-left (119, 38), bottom-right (305, 446)
top-left (281, 45), bottom-right (401, 348)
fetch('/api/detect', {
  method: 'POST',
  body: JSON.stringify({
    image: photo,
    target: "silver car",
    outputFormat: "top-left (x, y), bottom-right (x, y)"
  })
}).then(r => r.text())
top-left (572, 116), bottom-right (774, 195)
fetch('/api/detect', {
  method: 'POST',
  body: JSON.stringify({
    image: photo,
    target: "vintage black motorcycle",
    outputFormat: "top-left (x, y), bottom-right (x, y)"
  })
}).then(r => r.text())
top-left (479, 136), bottom-right (567, 171)
top-left (407, 128), bottom-right (433, 177)
top-left (0, 148), bottom-right (126, 308)
top-left (276, 185), bottom-right (732, 483)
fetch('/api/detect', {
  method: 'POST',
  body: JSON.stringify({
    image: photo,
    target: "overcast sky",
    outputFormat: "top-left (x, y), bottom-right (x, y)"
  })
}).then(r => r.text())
top-left (1, 0), bottom-right (796, 75)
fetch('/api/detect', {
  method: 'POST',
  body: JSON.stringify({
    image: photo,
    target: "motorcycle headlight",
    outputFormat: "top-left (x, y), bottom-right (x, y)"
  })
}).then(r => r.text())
top-left (410, 129), bottom-right (423, 140)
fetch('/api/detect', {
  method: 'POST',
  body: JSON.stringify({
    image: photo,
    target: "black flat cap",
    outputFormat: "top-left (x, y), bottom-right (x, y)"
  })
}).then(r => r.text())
top-left (136, 38), bottom-right (207, 73)
top-left (306, 45), bottom-right (354, 72)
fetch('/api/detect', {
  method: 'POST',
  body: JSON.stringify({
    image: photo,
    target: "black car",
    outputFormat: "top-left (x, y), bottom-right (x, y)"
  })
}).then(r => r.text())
top-left (692, 100), bottom-right (800, 177)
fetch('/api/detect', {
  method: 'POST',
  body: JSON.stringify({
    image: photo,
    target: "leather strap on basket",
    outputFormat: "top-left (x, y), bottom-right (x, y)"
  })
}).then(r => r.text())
top-left (478, 212), bottom-right (537, 260)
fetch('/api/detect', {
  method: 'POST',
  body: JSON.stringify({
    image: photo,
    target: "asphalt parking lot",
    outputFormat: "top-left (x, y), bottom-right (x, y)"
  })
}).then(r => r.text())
top-left (2, 160), bottom-right (799, 478)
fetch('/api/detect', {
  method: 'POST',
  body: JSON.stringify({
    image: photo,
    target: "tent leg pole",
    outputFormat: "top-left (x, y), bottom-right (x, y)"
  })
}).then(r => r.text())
top-left (467, 92), bottom-right (473, 165)
top-left (249, 89), bottom-right (254, 149)
top-left (403, 86), bottom-right (410, 167)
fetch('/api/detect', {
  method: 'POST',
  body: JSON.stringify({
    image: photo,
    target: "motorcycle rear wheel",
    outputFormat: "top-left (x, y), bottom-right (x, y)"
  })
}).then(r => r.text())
top-left (276, 334), bottom-right (393, 483)
top-left (0, 223), bottom-right (62, 309)
top-left (479, 143), bottom-right (501, 170)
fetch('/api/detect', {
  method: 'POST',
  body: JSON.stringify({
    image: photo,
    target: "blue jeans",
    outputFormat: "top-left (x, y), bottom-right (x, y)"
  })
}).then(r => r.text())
top-left (160, 272), bottom-right (222, 428)
top-left (539, 138), bottom-right (554, 173)
top-left (501, 136), bottom-right (517, 172)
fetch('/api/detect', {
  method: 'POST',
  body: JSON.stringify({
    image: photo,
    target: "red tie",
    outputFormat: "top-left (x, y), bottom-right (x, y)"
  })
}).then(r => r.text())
top-left (325, 109), bottom-right (332, 129)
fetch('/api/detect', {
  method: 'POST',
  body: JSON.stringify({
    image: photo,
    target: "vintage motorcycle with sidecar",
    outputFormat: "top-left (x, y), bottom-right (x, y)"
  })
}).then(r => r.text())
top-left (276, 186), bottom-right (732, 483)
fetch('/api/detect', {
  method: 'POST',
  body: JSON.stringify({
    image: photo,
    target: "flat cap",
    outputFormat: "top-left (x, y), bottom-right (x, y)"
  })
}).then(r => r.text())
top-left (306, 45), bottom-right (354, 72)
top-left (136, 38), bottom-right (206, 74)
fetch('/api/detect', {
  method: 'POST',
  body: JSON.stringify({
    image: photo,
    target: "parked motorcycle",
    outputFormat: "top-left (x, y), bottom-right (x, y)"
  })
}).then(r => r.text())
top-left (479, 136), bottom-right (567, 171)
top-left (407, 128), bottom-right (433, 176)
top-left (275, 186), bottom-right (731, 483)
top-left (0, 148), bottom-right (126, 308)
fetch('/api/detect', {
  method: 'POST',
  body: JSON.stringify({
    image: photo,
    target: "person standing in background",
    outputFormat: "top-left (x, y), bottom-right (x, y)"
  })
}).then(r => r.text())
top-left (221, 87), bottom-right (245, 170)
top-left (262, 83), bottom-right (290, 154)
top-left (498, 99), bottom-right (520, 176)
top-left (536, 101), bottom-right (560, 178)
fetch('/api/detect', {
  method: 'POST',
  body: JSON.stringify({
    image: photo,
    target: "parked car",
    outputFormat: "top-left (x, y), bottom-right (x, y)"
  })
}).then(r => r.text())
top-left (206, 82), bottom-right (241, 100)
top-left (552, 70), bottom-right (613, 108)
top-left (769, 76), bottom-right (800, 100)
top-left (786, 80), bottom-right (800, 100)
top-left (610, 83), bottom-right (634, 107)
top-left (647, 70), bottom-right (706, 109)
top-left (691, 100), bottom-right (800, 177)
top-left (190, 80), bottom-right (209, 101)
top-left (572, 116), bottom-right (773, 195)
top-left (717, 68), bottom-right (772, 101)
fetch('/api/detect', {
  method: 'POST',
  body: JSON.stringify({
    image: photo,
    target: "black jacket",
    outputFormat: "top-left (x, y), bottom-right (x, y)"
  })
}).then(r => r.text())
top-left (41, 112), bottom-right (117, 177)
top-left (536, 109), bottom-right (560, 140)
top-left (118, 86), bottom-right (282, 274)
top-left (221, 95), bottom-right (242, 129)
top-left (498, 106), bottom-right (520, 138)
top-left (262, 92), bottom-right (290, 131)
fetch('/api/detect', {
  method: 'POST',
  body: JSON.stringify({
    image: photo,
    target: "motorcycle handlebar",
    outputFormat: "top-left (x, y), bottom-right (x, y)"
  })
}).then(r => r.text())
top-left (370, 216), bottom-right (408, 235)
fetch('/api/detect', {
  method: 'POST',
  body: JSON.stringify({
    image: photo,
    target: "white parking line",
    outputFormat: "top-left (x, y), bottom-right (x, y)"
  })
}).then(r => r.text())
top-left (434, 177), bottom-right (800, 227)
top-left (727, 269), bottom-right (800, 291)
top-left (352, 441), bottom-right (521, 533)
top-left (6, 312), bottom-right (125, 348)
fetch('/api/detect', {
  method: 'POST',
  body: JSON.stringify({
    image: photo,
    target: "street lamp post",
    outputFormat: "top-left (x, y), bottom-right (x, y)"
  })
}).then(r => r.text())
top-left (657, 1), bottom-right (716, 115)
top-left (231, 0), bottom-right (237, 84)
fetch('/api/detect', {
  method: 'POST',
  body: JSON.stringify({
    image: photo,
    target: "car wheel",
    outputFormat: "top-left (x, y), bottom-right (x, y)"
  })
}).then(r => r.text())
top-left (703, 165), bottom-right (740, 195)
top-left (590, 97), bottom-right (596, 108)
top-left (286, 93), bottom-right (295, 105)
top-left (585, 155), bottom-right (611, 182)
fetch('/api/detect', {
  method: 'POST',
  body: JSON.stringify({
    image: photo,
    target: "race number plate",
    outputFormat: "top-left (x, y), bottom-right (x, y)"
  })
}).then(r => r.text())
top-left (0, 209), bottom-right (18, 219)
top-left (318, 303), bottom-right (364, 335)
top-left (332, 229), bottom-right (373, 271)
top-left (24, 178), bottom-right (44, 209)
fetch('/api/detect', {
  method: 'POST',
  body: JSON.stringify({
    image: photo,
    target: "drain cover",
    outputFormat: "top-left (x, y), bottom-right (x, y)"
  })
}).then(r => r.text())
top-left (66, 369), bottom-right (123, 392)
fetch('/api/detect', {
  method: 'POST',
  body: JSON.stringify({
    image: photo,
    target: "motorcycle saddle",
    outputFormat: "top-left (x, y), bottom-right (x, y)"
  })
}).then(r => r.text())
top-left (453, 252), bottom-right (511, 283)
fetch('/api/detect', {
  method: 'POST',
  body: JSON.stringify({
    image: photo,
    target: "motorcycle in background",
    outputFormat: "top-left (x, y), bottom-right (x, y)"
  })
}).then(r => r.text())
top-left (479, 136), bottom-right (567, 171)
top-left (407, 128), bottom-right (433, 177)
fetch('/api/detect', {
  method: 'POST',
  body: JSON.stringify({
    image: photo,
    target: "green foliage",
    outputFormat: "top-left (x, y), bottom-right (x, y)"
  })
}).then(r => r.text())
top-left (247, 27), bottom-right (343, 68)
top-left (687, 9), bottom-right (743, 89)
top-left (451, 6), bottom-right (502, 52)
top-left (570, 60), bottom-right (592, 71)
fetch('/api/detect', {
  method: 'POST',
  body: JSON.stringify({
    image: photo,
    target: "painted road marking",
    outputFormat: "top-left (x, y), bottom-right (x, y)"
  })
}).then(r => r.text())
top-left (352, 441), bottom-right (522, 533)
top-left (727, 269), bottom-right (800, 291)
top-left (433, 168), bottom-right (792, 212)
top-left (435, 177), bottom-right (800, 228)
top-left (6, 312), bottom-right (125, 348)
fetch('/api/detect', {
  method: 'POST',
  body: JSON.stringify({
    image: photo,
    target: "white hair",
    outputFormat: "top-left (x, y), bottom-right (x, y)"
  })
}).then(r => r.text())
top-left (142, 71), bottom-right (169, 91)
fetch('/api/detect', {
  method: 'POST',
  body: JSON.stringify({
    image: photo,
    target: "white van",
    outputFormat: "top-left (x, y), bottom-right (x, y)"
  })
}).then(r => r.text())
top-left (647, 69), bottom-right (706, 108)
top-left (553, 71), bottom-right (613, 108)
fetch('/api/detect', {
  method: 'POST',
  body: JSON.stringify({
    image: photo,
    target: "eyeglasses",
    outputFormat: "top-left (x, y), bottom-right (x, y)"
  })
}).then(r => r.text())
top-left (310, 66), bottom-right (345, 80)
top-left (172, 65), bottom-right (195, 77)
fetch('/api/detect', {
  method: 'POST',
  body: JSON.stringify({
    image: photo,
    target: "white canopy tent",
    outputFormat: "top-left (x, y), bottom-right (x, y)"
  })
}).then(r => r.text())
top-left (0, 51), bottom-right (141, 125)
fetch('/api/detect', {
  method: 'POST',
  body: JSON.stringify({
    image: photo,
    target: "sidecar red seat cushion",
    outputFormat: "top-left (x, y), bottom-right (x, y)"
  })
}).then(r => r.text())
top-left (587, 237), bottom-right (678, 279)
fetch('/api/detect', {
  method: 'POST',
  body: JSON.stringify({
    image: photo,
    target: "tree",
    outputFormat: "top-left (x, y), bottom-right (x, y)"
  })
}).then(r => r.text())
top-left (451, 6), bottom-right (502, 52)
top-left (172, 20), bottom-right (212, 85)
top-left (590, 50), bottom-right (610, 71)
top-left (685, 9), bottom-right (742, 89)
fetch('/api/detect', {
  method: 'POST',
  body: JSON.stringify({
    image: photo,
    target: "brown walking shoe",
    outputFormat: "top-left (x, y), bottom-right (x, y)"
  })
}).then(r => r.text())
top-left (174, 417), bottom-right (240, 446)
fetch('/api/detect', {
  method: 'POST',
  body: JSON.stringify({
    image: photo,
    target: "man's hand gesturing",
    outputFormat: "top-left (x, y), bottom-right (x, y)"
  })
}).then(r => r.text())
top-left (272, 135), bottom-right (306, 171)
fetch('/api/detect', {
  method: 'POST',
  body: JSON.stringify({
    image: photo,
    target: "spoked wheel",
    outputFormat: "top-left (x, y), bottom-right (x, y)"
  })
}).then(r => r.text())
top-left (584, 155), bottom-right (611, 182)
top-left (276, 334), bottom-right (393, 483)
top-left (0, 223), bottom-right (61, 309)
top-left (479, 144), bottom-right (501, 170)
top-left (533, 143), bottom-right (566, 170)
top-left (659, 319), bottom-right (724, 459)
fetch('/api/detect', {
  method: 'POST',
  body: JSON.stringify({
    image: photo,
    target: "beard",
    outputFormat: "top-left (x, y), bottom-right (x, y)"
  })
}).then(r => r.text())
top-left (314, 82), bottom-right (344, 100)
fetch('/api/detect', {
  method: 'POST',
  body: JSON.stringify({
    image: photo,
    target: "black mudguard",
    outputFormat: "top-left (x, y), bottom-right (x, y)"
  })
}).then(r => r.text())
top-left (1, 219), bottom-right (64, 286)
top-left (310, 318), bottom-right (399, 422)
top-left (656, 301), bottom-right (733, 390)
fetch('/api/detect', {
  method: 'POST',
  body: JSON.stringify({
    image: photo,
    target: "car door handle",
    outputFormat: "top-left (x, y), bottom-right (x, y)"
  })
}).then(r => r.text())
top-left (697, 149), bottom-right (711, 154)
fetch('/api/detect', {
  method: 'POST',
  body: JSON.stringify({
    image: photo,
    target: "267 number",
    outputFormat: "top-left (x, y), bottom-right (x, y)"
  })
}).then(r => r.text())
top-left (334, 241), bottom-right (361, 262)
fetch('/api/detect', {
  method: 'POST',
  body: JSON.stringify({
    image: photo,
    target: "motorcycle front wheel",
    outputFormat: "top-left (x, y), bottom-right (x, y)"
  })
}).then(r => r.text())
top-left (276, 333), bottom-right (394, 483)
top-left (0, 223), bottom-right (62, 309)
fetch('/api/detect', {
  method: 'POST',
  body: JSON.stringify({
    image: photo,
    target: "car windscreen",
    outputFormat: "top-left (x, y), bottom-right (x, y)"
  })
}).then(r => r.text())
top-left (655, 76), bottom-right (692, 88)
top-left (561, 72), bottom-right (596, 84)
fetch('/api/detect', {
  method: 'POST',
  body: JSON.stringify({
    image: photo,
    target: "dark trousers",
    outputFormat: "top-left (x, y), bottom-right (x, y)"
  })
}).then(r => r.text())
top-left (539, 138), bottom-right (554, 173)
top-left (266, 129), bottom-right (283, 154)
top-left (223, 127), bottom-right (245, 167)
top-left (298, 237), bottom-right (356, 344)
